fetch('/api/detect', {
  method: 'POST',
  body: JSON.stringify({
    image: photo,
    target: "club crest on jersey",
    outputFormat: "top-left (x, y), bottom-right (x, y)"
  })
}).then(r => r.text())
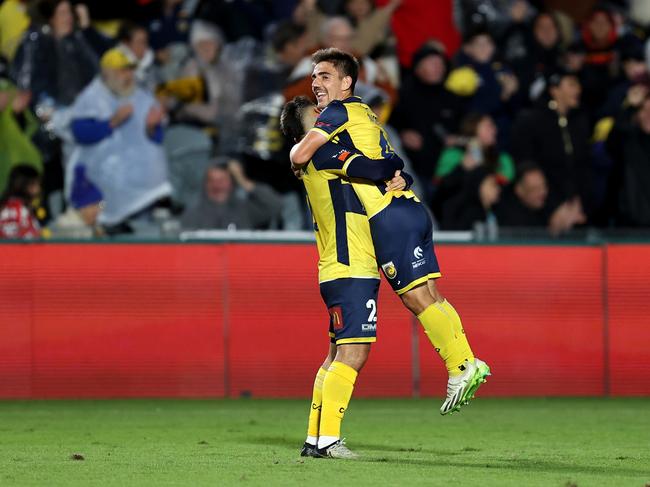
top-left (381, 261), bottom-right (397, 279)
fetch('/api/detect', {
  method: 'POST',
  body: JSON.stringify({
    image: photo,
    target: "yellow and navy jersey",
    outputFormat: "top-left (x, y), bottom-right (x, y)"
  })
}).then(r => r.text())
top-left (310, 96), bottom-right (418, 218)
top-left (301, 144), bottom-right (380, 284)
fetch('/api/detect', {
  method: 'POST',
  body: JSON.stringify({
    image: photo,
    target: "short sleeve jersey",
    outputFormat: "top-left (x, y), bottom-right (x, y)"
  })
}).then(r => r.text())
top-left (310, 96), bottom-right (418, 219)
top-left (301, 142), bottom-right (380, 284)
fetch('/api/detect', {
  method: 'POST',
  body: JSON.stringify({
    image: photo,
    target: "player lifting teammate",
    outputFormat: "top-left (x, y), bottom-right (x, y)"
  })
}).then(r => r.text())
top-left (290, 48), bottom-right (491, 425)
top-left (281, 98), bottom-right (412, 458)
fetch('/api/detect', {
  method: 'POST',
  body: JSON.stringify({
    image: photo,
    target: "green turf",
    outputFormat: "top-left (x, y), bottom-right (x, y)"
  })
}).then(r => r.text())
top-left (0, 398), bottom-right (648, 486)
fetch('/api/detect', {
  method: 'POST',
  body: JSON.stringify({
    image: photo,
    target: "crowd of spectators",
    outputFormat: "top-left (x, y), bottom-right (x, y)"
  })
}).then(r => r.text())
top-left (2, 0), bottom-right (650, 240)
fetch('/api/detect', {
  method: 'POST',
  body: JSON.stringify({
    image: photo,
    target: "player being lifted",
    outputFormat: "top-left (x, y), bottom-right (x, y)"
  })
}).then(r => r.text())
top-left (281, 99), bottom-right (412, 458)
top-left (290, 48), bottom-right (490, 420)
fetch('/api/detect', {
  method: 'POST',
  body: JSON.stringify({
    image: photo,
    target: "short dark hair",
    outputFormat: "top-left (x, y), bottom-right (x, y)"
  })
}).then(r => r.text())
top-left (271, 20), bottom-right (305, 53)
top-left (514, 162), bottom-right (544, 186)
top-left (280, 96), bottom-right (314, 142)
top-left (1, 164), bottom-right (40, 206)
top-left (312, 47), bottom-right (359, 92)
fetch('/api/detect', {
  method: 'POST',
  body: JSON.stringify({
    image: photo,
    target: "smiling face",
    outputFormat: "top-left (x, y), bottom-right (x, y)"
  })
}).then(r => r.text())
top-left (311, 61), bottom-right (352, 109)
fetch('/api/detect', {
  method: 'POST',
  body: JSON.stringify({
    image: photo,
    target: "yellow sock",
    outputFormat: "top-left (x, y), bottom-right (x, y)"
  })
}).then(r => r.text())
top-left (319, 361), bottom-right (358, 438)
top-left (440, 299), bottom-right (475, 365)
top-left (307, 367), bottom-right (328, 439)
top-left (417, 302), bottom-right (473, 376)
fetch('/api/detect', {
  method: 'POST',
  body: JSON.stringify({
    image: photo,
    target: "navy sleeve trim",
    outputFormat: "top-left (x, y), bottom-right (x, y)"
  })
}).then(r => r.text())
top-left (313, 101), bottom-right (348, 135)
top-left (346, 153), bottom-right (405, 181)
top-left (312, 143), bottom-right (353, 171)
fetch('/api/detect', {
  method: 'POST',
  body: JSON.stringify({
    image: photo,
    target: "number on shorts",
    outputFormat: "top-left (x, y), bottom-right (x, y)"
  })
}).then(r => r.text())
top-left (366, 299), bottom-right (377, 322)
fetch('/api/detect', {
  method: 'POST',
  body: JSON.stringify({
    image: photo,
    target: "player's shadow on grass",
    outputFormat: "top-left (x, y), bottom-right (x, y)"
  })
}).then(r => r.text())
top-left (249, 437), bottom-right (474, 457)
top-left (360, 456), bottom-right (647, 477)
top-left (246, 437), bottom-right (646, 477)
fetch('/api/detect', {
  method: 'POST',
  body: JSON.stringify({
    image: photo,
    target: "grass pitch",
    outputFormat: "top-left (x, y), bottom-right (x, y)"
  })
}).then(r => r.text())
top-left (0, 398), bottom-right (648, 486)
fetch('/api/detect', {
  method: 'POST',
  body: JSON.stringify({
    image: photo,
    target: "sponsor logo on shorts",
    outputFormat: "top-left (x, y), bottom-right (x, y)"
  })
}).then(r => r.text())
top-left (361, 323), bottom-right (377, 332)
top-left (381, 261), bottom-right (397, 279)
top-left (412, 246), bottom-right (426, 269)
top-left (413, 246), bottom-right (424, 259)
top-left (328, 306), bottom-right (344, 330)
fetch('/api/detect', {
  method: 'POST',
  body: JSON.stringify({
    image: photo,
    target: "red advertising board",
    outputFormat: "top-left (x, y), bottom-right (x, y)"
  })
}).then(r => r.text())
top-left (0, 242), bottom-right (648, 398)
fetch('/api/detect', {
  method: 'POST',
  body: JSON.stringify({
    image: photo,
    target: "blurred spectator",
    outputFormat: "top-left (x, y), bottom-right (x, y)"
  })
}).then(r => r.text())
top-left (12, 0), bottom-right (98, 107)
top-left (505, 11), bottom-right (563, 103)
top-left (181, 159), bottom-right (282, 230)
top-left (494, 162), bottom-right (549, 227)
top-left (0, 164), bottom-right (41, 239)
top-left (73, 3), bottom-right (113, 57)
top-left (11, 0), bottom-right (100, 217)
top-left (605, 88), bottom-right (650, 226)
top-left (496, 161), bottom-right (586, 237)
top-left (599, 41), bottom-right (649, 118)
top-left (0, 0), bottom-right (29, 61)
top-left (439, 167), bottom-right (501, 231)
top-left (511, 70), bottom-right (592, 217)
top-left (580, 7), bottom-right (620, 117)
top-left (68, 48), bottom-right (171, 233)
top-left (116, 21), bottom-right (155, 90)
top-left (449, 29), bottom-right (519, 148)
top-left (432, 112), bottom-right (513, 225)
top-left (245, 20), bottom-right (309, 102)
top-left (194, 0), bottom-right (279, 42)
top-left (172, 19), bottom-right (224, 127)
top-left (385, 0), bottom-right (459, 67)
top-left (389, 42), bottom-right (464, 200)
top-left (303, 0), bottom-right (401, 57)
top-left (147, 0), bottom-right (190, 53)
top-left (455, 0), bottom-right (529, 38)
top-left (165, 19), bottom-right (256, 147)
top-left (0, 62), bottom-right (43, 195)
top-left (50, 164), bottom-right (103, 238)
top-left (436, 112), bottom-right (515, 183)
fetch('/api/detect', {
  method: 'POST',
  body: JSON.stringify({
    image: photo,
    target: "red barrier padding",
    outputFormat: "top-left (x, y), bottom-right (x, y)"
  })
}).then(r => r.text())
top-left (606, 244), bottom-right (650, 396)
top-left (1, 242), bottom-right (649, 399)
top-left (0, 246), bottom-right (34, 398)
top-left (1, 244), bottom-right (226, 398)
top-left (419, 246), bottom-right (605, 397)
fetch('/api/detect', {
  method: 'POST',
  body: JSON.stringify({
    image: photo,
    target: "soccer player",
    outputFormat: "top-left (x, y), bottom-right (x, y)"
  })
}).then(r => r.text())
top-left (280, 99), bottom-right (411, 459)
top-left (290, 48), bottom-right (490, 416)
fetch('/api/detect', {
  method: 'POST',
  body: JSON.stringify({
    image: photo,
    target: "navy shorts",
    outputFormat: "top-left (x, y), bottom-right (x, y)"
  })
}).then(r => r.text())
top-left (369, 197), bottom-right (441, 294)
top-left (319, 278), bottom-right (380, 345)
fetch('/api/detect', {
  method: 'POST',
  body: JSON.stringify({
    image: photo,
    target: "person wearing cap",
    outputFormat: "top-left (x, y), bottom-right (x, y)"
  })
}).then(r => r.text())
top-left (389, 41), bottom-right (464, 202)
top-left (511, 69), bottom-right (591, 227)
top-left (50, 164), bottom-right (103, 238)
top-left (66, 47), bottom-right (172, 233)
